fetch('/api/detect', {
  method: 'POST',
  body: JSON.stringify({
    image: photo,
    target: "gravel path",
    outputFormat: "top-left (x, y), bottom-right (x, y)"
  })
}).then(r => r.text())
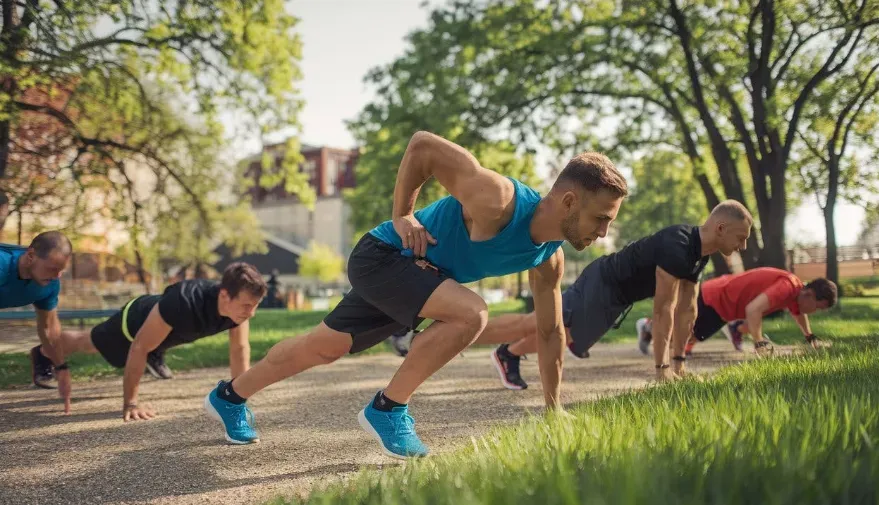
top-left (0, 341), bottom-right (763, 505)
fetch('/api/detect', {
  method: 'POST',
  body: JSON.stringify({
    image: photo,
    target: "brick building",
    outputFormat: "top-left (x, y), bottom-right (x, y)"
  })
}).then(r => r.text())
top-left (243, 142), bottom-right (359, 258)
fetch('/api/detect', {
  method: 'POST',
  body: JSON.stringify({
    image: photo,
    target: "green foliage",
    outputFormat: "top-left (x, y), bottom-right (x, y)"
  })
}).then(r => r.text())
top-left (1, 0), bottom-right (305, 263)
top-left (345, 0), bottom-right (879, 269)
top-left (299, 241), bottom-right (345, 284)
top-left (614, 150), bottom-right (707, 246)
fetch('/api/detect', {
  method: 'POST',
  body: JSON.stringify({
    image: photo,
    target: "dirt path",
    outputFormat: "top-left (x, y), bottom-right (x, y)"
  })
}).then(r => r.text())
top-left (0, 341), bottom-right (764, 505)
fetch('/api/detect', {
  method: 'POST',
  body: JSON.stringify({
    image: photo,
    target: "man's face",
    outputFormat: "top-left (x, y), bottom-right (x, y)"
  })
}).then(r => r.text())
top-left (796, 289), bottom-right (830, 314)
top-left (220, 290), bottom-right (263, 324)
top-left (717, 220), bottom-right (752, 256)
top-left (560, 189), bottom-right (623, 251)
top-left (27, 250), bottom-right (70, 286)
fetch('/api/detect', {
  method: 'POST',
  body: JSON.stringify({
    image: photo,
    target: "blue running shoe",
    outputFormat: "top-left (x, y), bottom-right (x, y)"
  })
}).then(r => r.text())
top-left (358, 397), bottom-right (428, 459)
top-left (204, 381), bottom-right (259, 444)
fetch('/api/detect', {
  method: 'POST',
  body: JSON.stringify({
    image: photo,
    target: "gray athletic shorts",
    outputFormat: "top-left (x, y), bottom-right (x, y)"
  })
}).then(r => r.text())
top-left (564, 261), bottom-right (631, 358)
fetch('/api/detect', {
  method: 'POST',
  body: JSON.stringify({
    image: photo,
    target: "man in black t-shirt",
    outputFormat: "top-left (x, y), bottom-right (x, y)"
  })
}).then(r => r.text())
top-left (35, 262), bottom-right (267, 419)
top-left (473, 201), bottom-right (753, 388)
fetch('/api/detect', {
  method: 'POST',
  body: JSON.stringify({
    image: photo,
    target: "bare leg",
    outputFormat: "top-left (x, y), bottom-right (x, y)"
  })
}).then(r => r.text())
top-left (472, 313), bottom-right (537, 347)
top-left (383, 280), bottom-right (488, 404)
top-left (230, 322), bottom-right (353, 398)
top-left (48, 329), bottom-right (100, 359)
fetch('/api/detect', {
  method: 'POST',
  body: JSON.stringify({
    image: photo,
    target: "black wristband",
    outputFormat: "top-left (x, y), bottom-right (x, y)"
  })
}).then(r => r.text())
top-left (805, 334), bottom-right (818, 343)
top-left (55, 362), bottom-right (69, 371)
top-left (656, 364), bottom-right (670, 369)
top-left (755, 340), bottom-right (772, 348)
top-left (124, 403), bottom-right (137, 410)
top-left (672, 356), bottom-right (687, 361)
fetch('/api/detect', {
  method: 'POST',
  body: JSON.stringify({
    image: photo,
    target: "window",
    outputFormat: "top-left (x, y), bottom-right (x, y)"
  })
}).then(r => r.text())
top-left (323, 158), bottom-right (340, 196)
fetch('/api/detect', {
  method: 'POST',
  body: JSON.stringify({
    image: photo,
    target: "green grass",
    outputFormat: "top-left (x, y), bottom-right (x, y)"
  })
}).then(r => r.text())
top-left (272, 319), bottom-right (879, 505)
top-left (0, 300), bottom-right (527, 388)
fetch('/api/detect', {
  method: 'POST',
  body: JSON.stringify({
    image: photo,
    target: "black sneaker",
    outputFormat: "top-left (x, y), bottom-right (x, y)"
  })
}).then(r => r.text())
top-left (491, 344), bottom-right (528, 390)
top-left (146, 350), bottom-right (173, 379)
top-left (30, 345), bottom-right (56, 389)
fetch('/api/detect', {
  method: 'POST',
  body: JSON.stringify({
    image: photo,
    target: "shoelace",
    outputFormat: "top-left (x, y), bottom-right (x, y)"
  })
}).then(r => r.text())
top-left (391, 411), bottom-right (416, 437)
top-left (227, 403), bottom-right (255, 430)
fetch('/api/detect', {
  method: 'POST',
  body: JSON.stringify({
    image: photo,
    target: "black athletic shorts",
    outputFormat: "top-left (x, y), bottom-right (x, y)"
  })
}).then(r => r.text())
top-left (90, 296), bottom-right (157, 368)
top-left (692, 292), bottom-right (726, 341)
top-left (324, 233), bottom-right (449, 354)
top-left (564, 261), bottom-right (632, 358)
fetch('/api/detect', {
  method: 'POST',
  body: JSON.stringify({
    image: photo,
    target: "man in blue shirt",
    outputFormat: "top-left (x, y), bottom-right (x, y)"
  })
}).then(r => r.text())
top-left (0, 231), bottom-right (73, 411)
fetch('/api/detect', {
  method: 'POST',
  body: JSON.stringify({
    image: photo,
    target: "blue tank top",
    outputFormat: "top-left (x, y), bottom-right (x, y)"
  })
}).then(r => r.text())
top-left (369, 178), bottom-right (563, 283)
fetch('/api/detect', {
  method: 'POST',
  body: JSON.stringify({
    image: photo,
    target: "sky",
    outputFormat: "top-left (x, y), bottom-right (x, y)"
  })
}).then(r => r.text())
top-left (262, 0), bottom-right (867, 246)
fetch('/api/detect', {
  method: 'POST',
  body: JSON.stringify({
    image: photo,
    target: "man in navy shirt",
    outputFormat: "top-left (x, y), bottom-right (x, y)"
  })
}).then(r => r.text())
top-left (0, 231), bottom-right (72, 409)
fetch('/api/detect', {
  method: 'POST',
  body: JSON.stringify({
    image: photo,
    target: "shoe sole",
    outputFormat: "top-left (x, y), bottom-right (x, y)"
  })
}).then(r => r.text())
top-left (490, 349), bottom-right (526, 390)
top-left (146, 362), bottom-right (173, 380)
top-left (357, 408), bottom-right (420, 460)
top-left (203, 393), bottom-right (259, 445)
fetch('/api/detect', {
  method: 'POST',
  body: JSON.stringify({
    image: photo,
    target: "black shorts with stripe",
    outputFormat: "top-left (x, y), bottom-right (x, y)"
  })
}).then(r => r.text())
top-left (90, 296), bottom-right (160, 368)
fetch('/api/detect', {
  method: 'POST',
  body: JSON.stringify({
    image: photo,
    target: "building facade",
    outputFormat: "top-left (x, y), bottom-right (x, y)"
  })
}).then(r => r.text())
top-left (244, 143), bottom-right (359, 257)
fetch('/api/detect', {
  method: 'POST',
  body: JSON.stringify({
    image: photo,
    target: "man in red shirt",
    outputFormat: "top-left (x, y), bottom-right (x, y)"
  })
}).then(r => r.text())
top-left (637, 268), bottom-right (837, 355)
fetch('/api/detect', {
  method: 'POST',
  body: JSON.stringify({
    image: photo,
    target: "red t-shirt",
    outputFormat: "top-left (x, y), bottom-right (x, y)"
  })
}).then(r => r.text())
top-left (701, 267), bottom-right (803, 322)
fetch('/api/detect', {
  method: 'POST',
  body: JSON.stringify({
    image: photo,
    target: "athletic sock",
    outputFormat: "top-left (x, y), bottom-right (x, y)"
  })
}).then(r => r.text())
top-left (498, 343), bottom-right (521, 359)
top-left (219, 380), bottom-right (246, 404)
top-left (372, 390), bottom-right (406, 412)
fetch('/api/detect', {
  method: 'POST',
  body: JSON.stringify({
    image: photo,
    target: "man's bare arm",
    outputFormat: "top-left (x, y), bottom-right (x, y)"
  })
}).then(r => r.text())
top-left (122, 305), bottom-right (171, 421)
top-left (792, 313), bottom-right (812, 336)
top-left (671, 280), bottom-right (698, 376)
top-left (392, 133), bottom-right (515, 255)
top-left (529, 248), bottom-right (565, 409)
top-left (37, 309), bottom-right (71, 413)
top-left (229, 321), bottom-right (251, 379)
top-left (744, 293), bottom-right (772, 355)
top-left (652, 267), bottom-right (680, 380)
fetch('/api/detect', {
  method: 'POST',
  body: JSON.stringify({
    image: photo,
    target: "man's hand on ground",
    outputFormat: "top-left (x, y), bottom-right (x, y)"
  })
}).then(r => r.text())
top-left (123, 404), bottom-right (157, 422)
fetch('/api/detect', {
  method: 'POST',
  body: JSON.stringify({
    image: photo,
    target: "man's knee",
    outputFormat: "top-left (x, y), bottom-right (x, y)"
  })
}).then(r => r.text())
top-left (450, 299), bottom-right (489, 344)
top-left (307, 326), bottom-right (352, 364)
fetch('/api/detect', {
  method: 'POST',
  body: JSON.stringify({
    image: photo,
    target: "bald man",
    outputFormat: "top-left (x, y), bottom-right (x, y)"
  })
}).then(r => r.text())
top-left (460, 201), bottom-right (754, 387)
top-left (1, 231), bottom-right (73, 407)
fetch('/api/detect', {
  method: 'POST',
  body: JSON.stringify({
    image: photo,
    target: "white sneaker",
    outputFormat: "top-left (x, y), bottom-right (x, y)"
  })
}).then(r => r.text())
top-left (636, 317), bottom-right (652, 355)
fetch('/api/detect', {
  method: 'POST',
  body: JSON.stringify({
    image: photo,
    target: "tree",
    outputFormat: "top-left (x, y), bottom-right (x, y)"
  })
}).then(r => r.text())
top-left (0, 0), bottom-right (307, 237)
top-left (614, 150), bottom-right (707, 244)
top-left (299, 241), bottom-right (345, 284)
top-left (364, 0), bottom-right (879, 270)
top-left (345, 19), bottom-right (543, 236)
top-left (795, 59), bottom-right (879, 288)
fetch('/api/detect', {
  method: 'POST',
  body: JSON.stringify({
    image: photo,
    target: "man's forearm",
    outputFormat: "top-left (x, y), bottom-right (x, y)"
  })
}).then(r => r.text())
top-left (230, 345), bottom-right (250, 378)
top-left (392, 136), bottom-right (432, 218)
top-left (746, 312), bottom-right (765, 342)
top-left (652, 308), bottom-right (674, 367)
top-left (671, 311), bottom-right (695, 357)
top-left (37, 315), bottom-right (65, 364)
top-left (537, 325), bottom-right (565, 408)
top-left (794, 314), bottom-right (812, 336)
top-left (122, 350), bottom-right (148, 407)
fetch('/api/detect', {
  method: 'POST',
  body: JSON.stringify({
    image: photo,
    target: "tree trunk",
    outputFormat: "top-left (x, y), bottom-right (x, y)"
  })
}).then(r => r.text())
top-left (0, 190), bottom-right (8, 237)
top-left (16, 209), bottom-right (22, 244)
top-left (824, 205), bottom-right (839, 285)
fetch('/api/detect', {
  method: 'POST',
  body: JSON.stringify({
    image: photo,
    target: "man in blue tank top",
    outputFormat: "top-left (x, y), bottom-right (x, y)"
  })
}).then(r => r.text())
top-left (204, 131), bottom-right (628, 458)
top-left (0, 231), bottom-right (73, 409)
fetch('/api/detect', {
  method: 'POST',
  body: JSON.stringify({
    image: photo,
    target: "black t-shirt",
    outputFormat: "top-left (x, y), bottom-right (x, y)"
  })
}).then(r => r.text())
top-left (598, 225), bottom-right (709, 305)
top-left (127, 279), bottom-right (238, 351)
